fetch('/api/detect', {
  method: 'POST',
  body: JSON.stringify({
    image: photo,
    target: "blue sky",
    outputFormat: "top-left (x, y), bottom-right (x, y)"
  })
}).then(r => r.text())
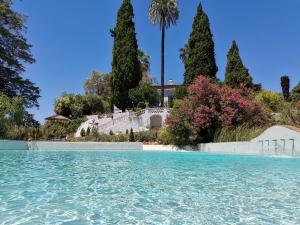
top-left (14, 0), bottom-right (300, 122)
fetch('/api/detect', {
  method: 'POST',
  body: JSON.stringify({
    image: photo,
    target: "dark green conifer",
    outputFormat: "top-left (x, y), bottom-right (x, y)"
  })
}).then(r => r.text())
top-left (111, 0), bottom-right (141, 111)
top-left (183, 3), bottom-right (218, 84)
top-left (280, 76), bottom-right (290, 101)
top-left (224, 41), bottom-right (254, 89)
top-left (129, 128), bottom-right (135, 142)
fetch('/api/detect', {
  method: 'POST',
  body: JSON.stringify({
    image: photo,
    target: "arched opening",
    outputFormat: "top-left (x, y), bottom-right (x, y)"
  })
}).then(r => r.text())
top-left (150, 115), bottom-right (162, 130)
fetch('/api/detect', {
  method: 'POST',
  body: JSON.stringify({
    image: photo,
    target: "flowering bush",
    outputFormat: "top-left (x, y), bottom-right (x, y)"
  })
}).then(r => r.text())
top-left (166, 76), bottom-right (270, 145)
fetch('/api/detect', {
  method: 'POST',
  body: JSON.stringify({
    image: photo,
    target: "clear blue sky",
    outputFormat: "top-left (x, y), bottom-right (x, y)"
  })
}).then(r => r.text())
top-left (13, 0), bottom-right (300, 122)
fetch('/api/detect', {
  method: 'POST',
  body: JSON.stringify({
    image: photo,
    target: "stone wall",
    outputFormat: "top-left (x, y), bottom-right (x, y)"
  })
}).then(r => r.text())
top-left (28, 142), bottom-right (143, 151)
top-left (0, 140), bottom-right (28, 150)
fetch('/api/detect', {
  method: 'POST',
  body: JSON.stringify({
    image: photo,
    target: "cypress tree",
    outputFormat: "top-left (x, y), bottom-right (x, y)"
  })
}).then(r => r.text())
top-left (280, 75), bottom-right (290, 101)
top-left (111, 0), bottom-right (141, 111)
top-left (183, 3), bottom-right (218, 85)
top-left (224, 41), bottom-right (254, 89)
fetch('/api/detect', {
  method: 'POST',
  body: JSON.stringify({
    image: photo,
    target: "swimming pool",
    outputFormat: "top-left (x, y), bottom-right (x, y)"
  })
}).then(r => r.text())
top-left (0, 150), bottom-right (300, 224)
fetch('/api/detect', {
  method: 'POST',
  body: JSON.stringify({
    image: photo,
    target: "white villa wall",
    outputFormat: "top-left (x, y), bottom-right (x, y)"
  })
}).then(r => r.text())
top-left (75, 108), bottom-right (170, 137)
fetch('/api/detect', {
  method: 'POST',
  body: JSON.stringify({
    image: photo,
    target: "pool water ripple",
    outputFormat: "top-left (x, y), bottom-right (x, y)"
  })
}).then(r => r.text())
top-left (0, 151), bottom-right (300, 224)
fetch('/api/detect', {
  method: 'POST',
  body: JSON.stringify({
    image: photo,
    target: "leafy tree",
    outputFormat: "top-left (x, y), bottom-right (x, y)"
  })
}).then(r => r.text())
top-left (280, 76), bottom-right (290, 101)
top-left (55, 93), bottom-right (105, 118)
top-left (174, 85), bottom-right (187, 100)
top-left (80, 128), bottom-right (86, 137)
top-left (0, 94), bottom-right (38, 138)
top-left (149, 0), bottom-right (179, 107)
top-left (224, 41), bottom-right (254, 89)
top-left (84, 71), bottom-right (111, 100)
top-left (0, 0), bottom-right (40, 108)
top-left (128, 84), bottom-right (160, 107)
top-left (291, 82), bottom-right (300, 102)
top-left (138, 49), bottom-right (156, 85)
top-left (182, 3), bottom-right (217, 84)
top-left (111, 0), bottom-right (141, 111)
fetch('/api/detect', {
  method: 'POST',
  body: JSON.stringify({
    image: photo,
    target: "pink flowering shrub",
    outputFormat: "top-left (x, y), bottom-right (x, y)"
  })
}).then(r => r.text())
top-left (167, 76), bottom-right (270, 145)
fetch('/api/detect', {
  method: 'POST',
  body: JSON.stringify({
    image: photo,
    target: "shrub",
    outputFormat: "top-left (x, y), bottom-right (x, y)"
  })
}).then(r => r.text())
top-left (255, 90), bottom-right (285, 112)
top-left (158, 128), bottom-right (173, 145)
top-left (80, 128), bottom-right (86, 137)
top-left (86, 127), bottom-right (91, 136)
top-left (137, 102), bottom-right (146, 109)
top-left (278, 103), bottom-right (300, 125)
top-left (92, 127), bottom-right (99, 138)
top-left (42, 118), bottom-right (85, 140)
top-left (109, 130), bottom-right (114, 135)
top-left (166, 76), bottom-right (270, 146)
top-left (129, 84), bottom-right (160, 107)
top-left (55, 93), bottom-right (105, 118)
top-left (214, 124), bottom-right (268, 142)
top-left (135, 130), bottom-right (158, 142)
top-left (291, 82), bottom-right (300, 102)
top-left (129, 128), bottom-right (135, 142)
top-left (174, 85), bottom-right (187, 100)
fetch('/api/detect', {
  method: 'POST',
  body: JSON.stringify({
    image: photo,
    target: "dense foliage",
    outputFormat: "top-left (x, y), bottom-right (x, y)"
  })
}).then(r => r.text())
top-left (84, 71), bottom-right (111, 100)
top-left (128, 84), bottom-right (160, 108)
top-left (111, 0), bottom-right (141, 111)
top-left (42, 118), bottom-right (85, 140)
top-left (0, 94), bottom-right (39, 139)
top-left (291, 82), bottom-right (300, 102)
top-left (255, 90), bottom-right (284, 112)
top-left (166, 76), bottom-right (270, 145)
top-left (280, 76), bottom-right (290, 101)
top-left (182, 4), bottom-right (218, 84)
top-left (0, 0), bottom-right (40, 108)
top-left (55, 93), bottom-right (108, 118)
top-left (149, 0), bottom-right (179, 106)
top-left (174, 85), bottom-right (187, 100)
top-left (224, 41), bottom-right (254, 89)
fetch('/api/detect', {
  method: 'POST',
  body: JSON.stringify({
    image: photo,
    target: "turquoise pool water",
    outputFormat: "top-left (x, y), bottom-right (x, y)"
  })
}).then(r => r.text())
top-left (0, 151), bottom-right (300, 225)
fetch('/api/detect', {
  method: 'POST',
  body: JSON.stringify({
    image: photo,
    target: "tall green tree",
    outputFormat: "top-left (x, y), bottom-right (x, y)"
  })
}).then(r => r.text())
top-left (149, 0), bottom-right (179, 107)
top-left (0, 0), bottom-right (40, 108)
top-left (111, 0), bottom-right (141, 112)
top-left (84, 71), bottom-right (111, 100)
top-left (182, 3), bottom-right (217, 85)
top-left (280, 75), bottom-right (290, 101)
top-left (224, 41), bottom-right (254, 89)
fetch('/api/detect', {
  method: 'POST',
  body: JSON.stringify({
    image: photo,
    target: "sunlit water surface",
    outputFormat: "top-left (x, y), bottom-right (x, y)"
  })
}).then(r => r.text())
top-left (1, 150), bottom-right (300, 225)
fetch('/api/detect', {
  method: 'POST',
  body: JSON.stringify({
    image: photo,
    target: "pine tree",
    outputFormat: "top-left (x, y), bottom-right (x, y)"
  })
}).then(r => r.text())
top-left (183, 3), bottom-right (218, 85)
top-left (111, 0), bottom-right (141, 112)
top-left (280, 76), bottom-right (290, 101)
top-left (224, 41), bottom-right (254, 89)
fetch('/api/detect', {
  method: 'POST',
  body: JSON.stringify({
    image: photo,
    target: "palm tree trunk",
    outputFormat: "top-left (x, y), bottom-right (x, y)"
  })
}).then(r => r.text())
top-left (161, 26), bottom-right (165, 107)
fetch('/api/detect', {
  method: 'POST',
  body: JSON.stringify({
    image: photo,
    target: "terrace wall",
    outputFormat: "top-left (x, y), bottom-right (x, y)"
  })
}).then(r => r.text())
top-left (28, 141), bottom-right (143, 151)
top-left (0, 140), bottom-right (28, 150)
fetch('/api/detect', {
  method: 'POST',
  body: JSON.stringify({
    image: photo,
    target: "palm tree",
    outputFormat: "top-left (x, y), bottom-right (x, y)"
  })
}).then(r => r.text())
top-left (149, 0), bottom-right (179, 107)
